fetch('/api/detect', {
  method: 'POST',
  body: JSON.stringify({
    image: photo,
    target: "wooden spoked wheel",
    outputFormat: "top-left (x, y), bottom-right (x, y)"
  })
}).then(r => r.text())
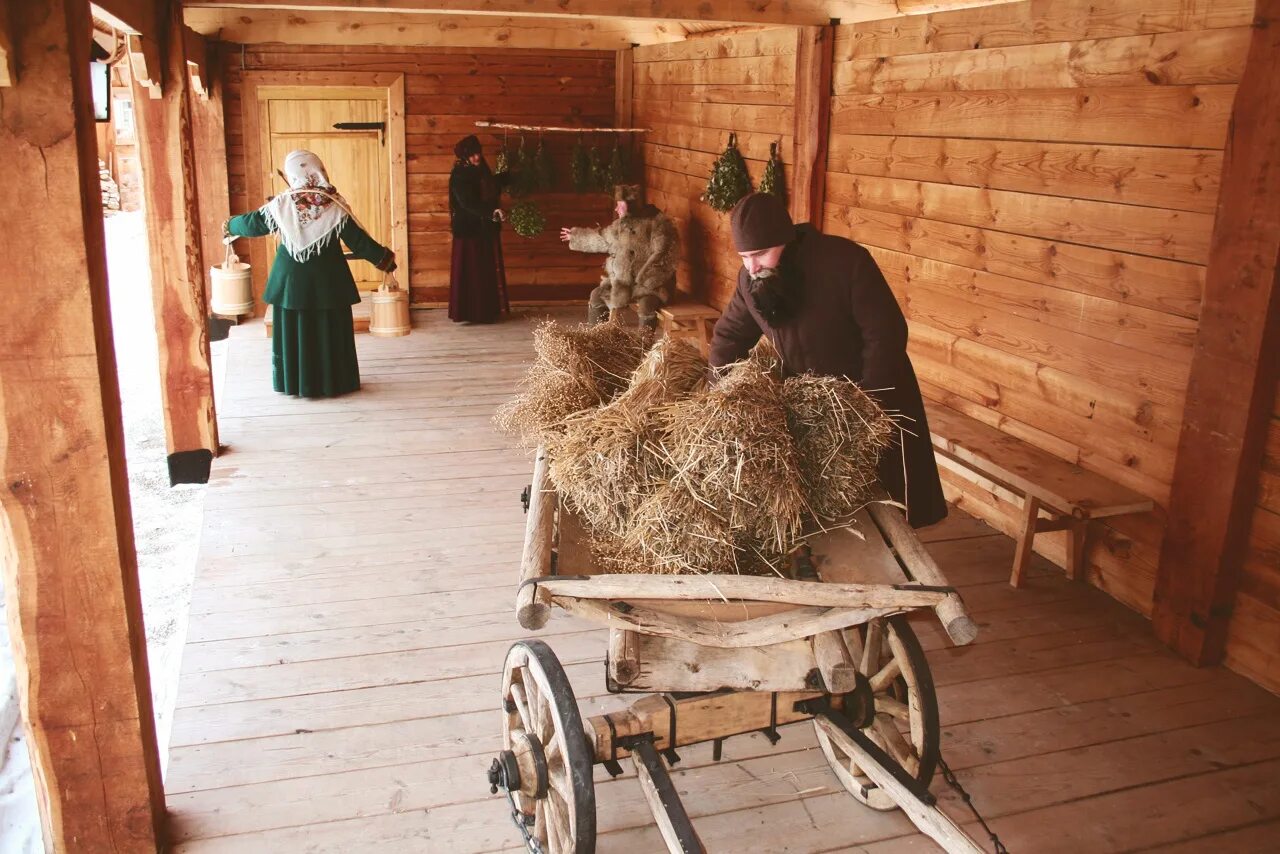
top-left (500, 640), bottom-right (597, 854)
top-left (814, 615), bottom-right (940, 811)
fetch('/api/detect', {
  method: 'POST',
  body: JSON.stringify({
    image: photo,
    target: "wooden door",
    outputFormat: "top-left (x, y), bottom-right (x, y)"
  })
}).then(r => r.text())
top-left (260, 91), bottom-right (390, 290)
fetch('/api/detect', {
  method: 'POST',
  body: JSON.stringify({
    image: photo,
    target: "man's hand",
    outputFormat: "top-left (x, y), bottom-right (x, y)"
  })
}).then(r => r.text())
top-left (559, 227), bottom-right (573, 242)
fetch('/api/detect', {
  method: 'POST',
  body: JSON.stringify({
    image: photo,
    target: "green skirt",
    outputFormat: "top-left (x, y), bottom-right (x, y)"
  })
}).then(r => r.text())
top-left (272, 306), bottom-right (360, 398)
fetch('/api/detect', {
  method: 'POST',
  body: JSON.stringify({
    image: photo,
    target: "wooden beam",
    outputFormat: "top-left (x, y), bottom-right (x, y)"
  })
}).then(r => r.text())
top-left (791, 23), bottom-right (834, 228)
top-left (126, 33), bottom-right (160, 98)
top-left (183, 0), bottom-right (834, 26)
top-left (615, 47), bottom-right (634, 131)
top-left (1153, 0), bottom-right (1280, 665)
top-left (183, 7), bottom-right (685, 49)
top-left (0, 1), bottom-right (165, 850)
top-left (92, 0), bottom-right (156, 33)
top-left (183, 25), bottom-right (208, 98)
top-left (132, 0), bottom-right (219, 484)
top-left (189, 41), bottom-right (231, 301)
top-left (0, 7), bottom-right (14, 86)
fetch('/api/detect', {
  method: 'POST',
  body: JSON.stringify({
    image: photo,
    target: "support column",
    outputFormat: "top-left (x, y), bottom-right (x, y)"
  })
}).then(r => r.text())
top-left (1153, 0), bottom-right (1280, 664)
top-left (0, 1), bottom-right (165, 850)
top-left (130, 0), bottom-right (218, 485)
top-left (187, 35), bottom-right (231, 314)
top-left (791, 23), bottom-right (834, 229)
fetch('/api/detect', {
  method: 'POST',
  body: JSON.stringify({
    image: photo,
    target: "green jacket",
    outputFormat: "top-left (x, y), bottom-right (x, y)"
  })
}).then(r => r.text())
top-left (227, 210), bottom-right (392, 310)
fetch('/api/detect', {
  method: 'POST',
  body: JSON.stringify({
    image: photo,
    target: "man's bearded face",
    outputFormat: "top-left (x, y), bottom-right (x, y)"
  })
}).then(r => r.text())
top-left (738, 244), bottom-right (786, 277)
top-left (747, 259), bottom-right (798, 325)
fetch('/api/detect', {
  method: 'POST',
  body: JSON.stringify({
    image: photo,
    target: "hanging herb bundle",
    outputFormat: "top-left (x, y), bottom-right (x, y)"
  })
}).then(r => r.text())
top-left (570, 136), bottom-right (591, 193)
top-left (759, 141), bottom-right (786, 208)
top-left (605, 141), bottom-right (627, 187)
top-left (510, 136), bottom-right (537, 198)
top-left (494, 136), bottom-right (512, 177)
top-left (701, 132), bottom-right (753, 212)
top-left (533, 138), bottom-right (555, 193)
top-left (509, 201), bottom-right (547, 238)
top-left (588, 146), bottom-right (608, 192)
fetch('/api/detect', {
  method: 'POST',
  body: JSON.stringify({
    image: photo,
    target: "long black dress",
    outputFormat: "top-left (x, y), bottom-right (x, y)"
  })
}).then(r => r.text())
top-left (448, 159), bottom-right (508, 323)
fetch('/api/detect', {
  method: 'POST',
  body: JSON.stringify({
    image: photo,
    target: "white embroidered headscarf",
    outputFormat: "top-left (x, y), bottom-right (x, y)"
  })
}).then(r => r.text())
top-left (261, 150), bottom-right (353, 262)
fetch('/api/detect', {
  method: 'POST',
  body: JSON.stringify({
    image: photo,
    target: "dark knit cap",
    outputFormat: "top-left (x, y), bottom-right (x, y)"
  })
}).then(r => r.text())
top-left (730, 192), bottom-right (795, 252)
top-left (454, 134), bottom-right (482, 160)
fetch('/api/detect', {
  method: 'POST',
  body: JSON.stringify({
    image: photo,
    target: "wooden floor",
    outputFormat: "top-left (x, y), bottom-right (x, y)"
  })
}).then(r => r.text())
top-left (165, 310), bottom-right (1280, 853)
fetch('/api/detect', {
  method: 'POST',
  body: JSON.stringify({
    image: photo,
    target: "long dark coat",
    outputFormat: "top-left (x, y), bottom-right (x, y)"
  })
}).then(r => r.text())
top-left (448, 159), bottom-right (508, 322)
top-left (708, 225), bottom-right (948, 528)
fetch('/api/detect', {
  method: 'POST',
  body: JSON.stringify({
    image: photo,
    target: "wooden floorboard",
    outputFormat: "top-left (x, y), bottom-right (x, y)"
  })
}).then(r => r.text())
top-left (166, 309), bottom-right (1280, 853)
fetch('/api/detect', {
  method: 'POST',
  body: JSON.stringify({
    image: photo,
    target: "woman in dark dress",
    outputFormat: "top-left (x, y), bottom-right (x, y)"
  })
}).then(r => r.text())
top-left (225, 149), bottom-right (395, 398)
top-left (448, 135), bottom-right (508, 323)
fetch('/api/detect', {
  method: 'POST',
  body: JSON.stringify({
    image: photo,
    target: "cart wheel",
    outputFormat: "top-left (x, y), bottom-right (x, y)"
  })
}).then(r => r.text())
top-left (814, 615), bottom-right (940, 811)
top-left (498, 640), bottom-right (597, 853)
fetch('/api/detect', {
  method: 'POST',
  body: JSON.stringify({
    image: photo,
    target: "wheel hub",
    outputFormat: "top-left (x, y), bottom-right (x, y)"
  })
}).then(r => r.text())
top-left (844, 670), bottom-right (877, 730)
top-left (487, 750), bottom-right (522, 795)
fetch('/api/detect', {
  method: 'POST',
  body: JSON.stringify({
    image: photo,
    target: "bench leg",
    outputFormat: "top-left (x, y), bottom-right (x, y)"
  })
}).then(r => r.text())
top-left (1010, 496), bottom-right (1041, 588)
top-left (1066, 518), bottom-right (1090, 583)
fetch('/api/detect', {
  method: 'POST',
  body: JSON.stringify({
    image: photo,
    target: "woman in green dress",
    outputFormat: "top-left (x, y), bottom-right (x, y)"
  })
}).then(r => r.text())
top-left (224, 149), bottom-right (396, 398)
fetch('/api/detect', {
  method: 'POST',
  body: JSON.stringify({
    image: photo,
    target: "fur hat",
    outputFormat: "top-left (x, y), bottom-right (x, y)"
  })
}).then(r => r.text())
top-left (454, 135), bottom-right (482, 161)
top-left (613, 184), bottom-right (643, 205)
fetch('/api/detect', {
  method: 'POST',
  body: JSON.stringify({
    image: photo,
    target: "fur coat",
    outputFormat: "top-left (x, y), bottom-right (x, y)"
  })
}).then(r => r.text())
top-left (567, 207), bottom-right (680, 309)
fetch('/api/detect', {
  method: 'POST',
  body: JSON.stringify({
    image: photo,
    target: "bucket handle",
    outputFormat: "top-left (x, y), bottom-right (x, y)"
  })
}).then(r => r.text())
top-left (222, 236), bottom-right (239, 270)
top-left (379, 270), bottom-right (401, 293)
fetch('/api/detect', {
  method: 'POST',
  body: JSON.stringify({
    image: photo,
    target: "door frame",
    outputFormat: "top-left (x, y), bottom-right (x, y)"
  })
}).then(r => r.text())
top-left (241, 71), bottom-right (408, 316)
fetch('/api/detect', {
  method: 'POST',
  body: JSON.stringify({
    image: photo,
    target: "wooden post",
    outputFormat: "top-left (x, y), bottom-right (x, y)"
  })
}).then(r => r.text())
top-left (0, 8), bottom-right (15, 87)
top-left (130, 1), bottom-right (220, 484)
top-left (615, 47), bottom-right (633, 131)
top-left (1153, 0), bottom-right (1280, 665)
top-left (187, 36), bottom-right (231, 316)
top-left (791, 24), bottom-right (833, 229)
top-left (0, 1), bottom-right (165, 850)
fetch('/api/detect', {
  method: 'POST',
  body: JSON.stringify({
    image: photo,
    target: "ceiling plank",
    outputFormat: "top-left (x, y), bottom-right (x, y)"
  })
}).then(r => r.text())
top-left (182, 0), bottom-right (835, 26)
top-left (184, 7), bottom-right (686, 48)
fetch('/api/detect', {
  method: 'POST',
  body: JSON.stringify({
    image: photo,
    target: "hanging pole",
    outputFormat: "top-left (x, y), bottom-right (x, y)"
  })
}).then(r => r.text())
top-left (476, 121), bottom-right (649, 133)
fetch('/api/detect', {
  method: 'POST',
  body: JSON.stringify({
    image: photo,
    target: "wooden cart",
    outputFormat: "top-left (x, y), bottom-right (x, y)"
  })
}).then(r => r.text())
top-left (488, 450), bottom-right (989, 853)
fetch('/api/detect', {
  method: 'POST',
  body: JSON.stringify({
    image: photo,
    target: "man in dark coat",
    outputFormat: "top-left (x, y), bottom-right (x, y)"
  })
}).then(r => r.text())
top-left (708, 193), bottom-right (948, 528)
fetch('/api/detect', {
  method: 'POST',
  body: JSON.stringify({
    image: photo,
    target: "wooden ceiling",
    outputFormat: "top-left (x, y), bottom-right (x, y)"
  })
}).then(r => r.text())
top-left (182, 1), bottom-right (1014, 49)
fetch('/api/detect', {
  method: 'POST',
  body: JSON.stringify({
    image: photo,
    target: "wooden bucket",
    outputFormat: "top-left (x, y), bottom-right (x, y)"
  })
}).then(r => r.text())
top-left (210, 240), bottom-right (253, 316)
top-left (370, 272), bottom-right (411, 338)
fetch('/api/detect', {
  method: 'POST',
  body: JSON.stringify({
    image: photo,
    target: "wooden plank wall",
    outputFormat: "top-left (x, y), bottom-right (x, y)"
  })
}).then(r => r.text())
top-left (221, 45), bottom-right (618, 305)
top-left (825, 0), bottom-right (1257, 616)
top-left (634, 29), bottom-right (798, 308)
top-left (1228, 385), bottom-right (1280, 693)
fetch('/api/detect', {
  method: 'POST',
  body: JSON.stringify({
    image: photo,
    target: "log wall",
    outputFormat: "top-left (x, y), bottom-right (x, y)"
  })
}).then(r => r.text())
top-left (222, 44), bottom-right (618, 305)
top-left (1229, 388), bottom-right (1280, 693)
top-left (633, 28), bottom-right (799, 307)
top-left (826, 0), bottom-right (1256, 617)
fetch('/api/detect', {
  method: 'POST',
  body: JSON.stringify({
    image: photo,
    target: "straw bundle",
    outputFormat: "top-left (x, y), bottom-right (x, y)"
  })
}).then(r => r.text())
top-left (547, 337), bottom-right (708, 534)
top-left (657, 342), bottom-right (808, 558)
top-left (592, 485), bottom-right (783, 576)
top-left (783, 375), bottom-right (895, 522)
top-left (495, 319), bottom-right (646, 445)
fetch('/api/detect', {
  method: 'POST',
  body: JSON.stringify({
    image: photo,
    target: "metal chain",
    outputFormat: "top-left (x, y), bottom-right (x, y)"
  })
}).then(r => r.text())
top-left (501, 787), bottom-right (542, 854)
top-left (937, 753), bottom-right (1010, 854)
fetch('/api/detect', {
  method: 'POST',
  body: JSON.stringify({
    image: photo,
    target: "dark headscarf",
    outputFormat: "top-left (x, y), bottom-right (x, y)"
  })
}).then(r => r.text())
top-left (454, 134), bottom-right (482, 162)
top-left (731, 192), bottom-right (796, 252)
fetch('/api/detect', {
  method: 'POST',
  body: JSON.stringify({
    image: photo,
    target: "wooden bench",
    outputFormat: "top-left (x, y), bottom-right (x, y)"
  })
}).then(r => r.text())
top-left (925, 403), bottom-right (1155, 588)
top-left (657, 302), bottom-right (720, 356)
